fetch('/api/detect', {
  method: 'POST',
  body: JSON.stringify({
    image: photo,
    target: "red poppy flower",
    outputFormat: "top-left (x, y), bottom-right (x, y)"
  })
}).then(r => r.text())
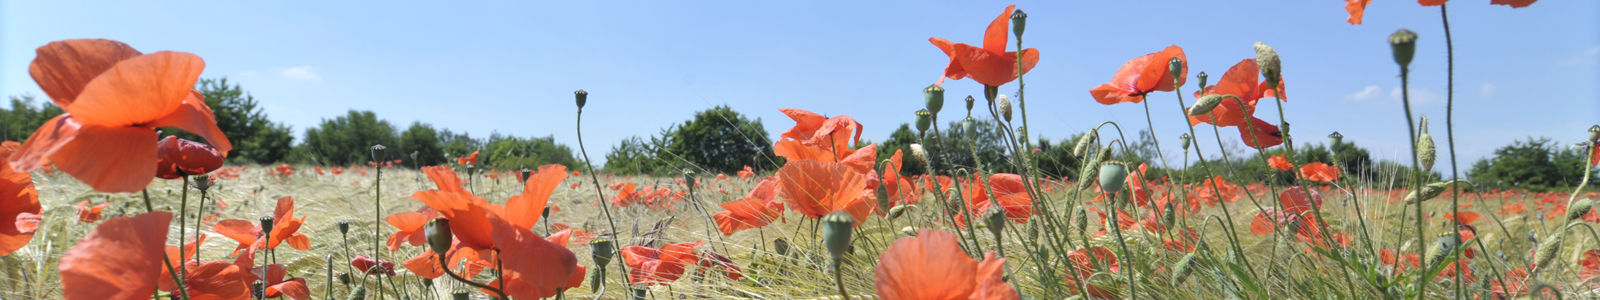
top-left (1089, 45), bottom-right (1187, 105)
top-left (1490, 266), bottom-right (1530, 299)
top-left (504, 164), bottom-right (568, 231)
top-left (697, 252), bottom-right (744, 281)
top-left (156, 260), bottom-right (252, 300)
top-left (1268, 155), bottom-right (1292, 171)
top-left (1348, 0), bottom-right (1535, 25)
top-left (714, 176), bottom-right (785, 235)
top-left (1279, 186), bottom-right (1324, 214)
top-left (1188, 59), bottom-right (1283, 128)
top-left (255, 264), bottom-right (311, 300)
top-left (774, 108), bottom-right (876, 172)
top-left (9, 39), bottom-right (231, 193)
top-left (1580, 249), bottom-right (1600, 283)
top-left (352, 254), bottom-right (397, 276)
top-left (72, 200), bottom-right (106, 223)
top-left (1379, 248), bottom-right (1422, 274)
top-left (880, 150), bottom-right (922, 206)
top-left (213, 196), bottom-right (310, 253)
top-left (385, 207), bottom-right (437, 251)
top-left (154, 136), bottom-right (224, 179)
top-left (485, 213), bottom-right (579, 298)
top-left (458, 151), bottom-right (479, 165)
top-left (1590, 145), bottom-right (1598, 167)
top-left (1443, 211), bottom-right (1481, 225)
top-left (738, 165), bottom-right (755, 181)
top-left (1300, 162), bottom-right (1341, 183)
top-left (777, 159), bottom-right (875, 225)
top-left (973, 173), bottom-right (1033, 223)
top-left (929, 5), bottom-right (1039, 87)
top-left (1065, 247), bottom-right (1120, 278)
top-left (874, 229), bottom-right (1017, 300)
top-left (413, 166), bottom-right (498, 250)
top-left (622, 241), bottom-right (703, 286)
top-left (1163, 227), bottom-right (1200, 252)
top-left (1238, 117), bottom-right (1284, 149)
top-left (60, 212), bottom-right (171, 300)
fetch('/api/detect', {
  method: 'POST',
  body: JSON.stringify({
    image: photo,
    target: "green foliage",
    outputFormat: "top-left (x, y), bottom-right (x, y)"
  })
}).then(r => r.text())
top-left (1468, 137), bottom-right (1595, 192)
top-left (301, 110), bottom-right (399, 166)
top-left (927, 118), bottom-right (1014, 175)
top-left (480, 133), bottom-right (581, 171)
top-left (398, 122), bottom-right (447, 167)
top-left (165, 78), bottom-right (295, 163)
top-left (0, 94), bottom-right (64, 143)
top-left (876, 124), bottom-right (927, 176)
top-left (604, 135), bottom-right (670, 175)
top-left (1035, 135), bottom-right (1084, 180)
top-left (605, 105), bottom-right (775, 175)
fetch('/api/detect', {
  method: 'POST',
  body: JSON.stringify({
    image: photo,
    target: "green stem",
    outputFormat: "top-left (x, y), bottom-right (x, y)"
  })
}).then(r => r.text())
top-left (142, 189), bottom-right (190, 300)
top-left (1398, 64), bottom-right (1431, 298)
top-left (576, 107), bottom-right (633, 290)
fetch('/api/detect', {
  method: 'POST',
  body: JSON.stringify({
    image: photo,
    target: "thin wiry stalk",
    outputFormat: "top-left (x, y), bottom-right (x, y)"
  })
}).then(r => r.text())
top-left (1398, 61), bottom-right (1431, 298)
top-left (1440, 4), bottom-right (1465, 299)
top-left (142, 189), bottom-right (189, 300)
top-left (575, 107), bottom-right (633, 291)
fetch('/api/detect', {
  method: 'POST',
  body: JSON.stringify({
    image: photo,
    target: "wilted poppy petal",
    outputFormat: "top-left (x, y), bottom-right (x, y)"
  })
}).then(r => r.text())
top-left (66, 51), bottom-right (204, 127)
top-left (60, 212), bottom-right (171, 300)
top-left (28, 39), bottom-right (143, 107)
top-left (50, 124), bottom-right (159, 193)
top-left (0, 142), bottom-right (41, 256)
top-left (148, 92), bottom-right (233, 155)
top-left (875, 229), bottom-right (978, 300)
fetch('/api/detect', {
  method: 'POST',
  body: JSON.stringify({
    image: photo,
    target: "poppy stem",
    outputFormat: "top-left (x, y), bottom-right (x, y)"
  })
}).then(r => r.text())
top-left (371, 146), bottom-right (385, 300)
top-left (1170, 87), bottom-right (1261, 286)
top-left (438, 252), bottom-right (504, 299)
top-left (142, 189), bottom-right (190, 300)
top-left (193, 178), bottom-right (209, 261)
top-left (1397, 55), bottom-right (1432, 298)
top-left (831, 259), bottom-right (849, 300)
top-left (178, 175), bottom-right (189, 279)
top-left (575, 106), bottom-right (634, 289)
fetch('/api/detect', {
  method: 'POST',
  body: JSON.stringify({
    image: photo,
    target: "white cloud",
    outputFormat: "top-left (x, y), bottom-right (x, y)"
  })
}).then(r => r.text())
top-left (1560, 45), bottom-right (1600, 66)
top-left (1390, 86), bottom-right (1443, 108)
top-left (1344, 85), bottom-right (1382, 102)
top-left (1478, 83), bottom-right (1495, 99)
top-left (280, 66), bottom-right (321, 81)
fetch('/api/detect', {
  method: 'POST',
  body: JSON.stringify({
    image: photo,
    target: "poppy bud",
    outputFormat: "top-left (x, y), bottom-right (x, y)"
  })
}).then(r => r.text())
top-left (1253, 42), bottom-right (1282, 88)
top-left (1567, 198), bottom-right (1593, 223)
top-left (901, 226), bottom-right (917, 236)
top-left (1196, 72), bottom-right (1209, 90)
top-left (590, 238), bottom-right (614, 268)
top-left (1010, 9), bottom-right (1026, 38)
top-left (875, 178), bottom-right (891, 213)
top-left (962, 117), bottom-right (979, 140)
top-left (1169, 57), bottom-right (1184, 83)
top-left (1026, 219), bottom-right (1040, 241)
top-left (821, 211), bottom-right (855, 259)
top-left (1072, 206), bottom-right (1088, 235)
top-left (1389, 29), bottom-right (1418, 68)
top-left (915, 109), bottom-right (932, 136)
top-left (1179, 133), bottom-right (1192, 151)
top-left (1094, 144), bottom-right (1114, 164)
top-left (982, 85), bottom-right (999, 104)
top-left (984, 206), bottom-right (1007, 237)
top-left (337, 220), bottom-right (350, 235)
top-left (1589, 125), bottom-right (1599, 142)
top-left (347, 286), bottom-right (366, 300)
top-left (1188, 94), bottom-right (1225, 116)
top-left (451, 289), bottom-right (471, 300)
top-left (1099, 162), bottom-right (1128, 196)
top-left (923, 85), bottom-right (946, 115)
top-left (1073, 131), bottom-right (1098, 158)
top-left (1161, 202), bottom-right (1177, 229)
top-left (260, 216), bottom-right (275, 239)
top-left (888, 204), bottom-right (913, 220)
top-left (1534, 232), bottom-right (1562, 269)
top-left (1417, 116), bottom-right (1436, 171)
top-left (909, 144), bottom-right (929, 166)
top-left (1329, 131), bottom-right (1344, 146)
top-left (964, 95), bottom-right (977, 117)
top-left (338, 273), bottom-right (352, 286)
top-left (589, 268), bottom-right (604, 293)
top-left (426, 218), bottom-right (453, 255)
top-left (1428, 234), bottom-right (1457, 268)
top-left (1173, 253), bottom-right (1197, 285)
top-left (773, 238), bottom-right (790, 256)
top-left (252, 280), bottom-right (266, 299)
top-left (997, 94), bottom-right (1013, 123)
top-left (575, 89), bottom-right (588, 109)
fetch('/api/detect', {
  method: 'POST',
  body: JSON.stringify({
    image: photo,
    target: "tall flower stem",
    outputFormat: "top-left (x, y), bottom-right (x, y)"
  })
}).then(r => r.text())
top-left (1439, 5), bottom-right (1465, 299)
top-left (370, 146), bottom-right (386, 300)
top-left (575, 106), bottom-right (632, 290)
top-left (193, 178), bottom-right (210, 261)
top-left (832, 259), bottom-right (850, 300)
top-left (1170, 88), bottom-right (1260, 283)
top-left (177, 175), bottom-right (190, 278)
top-left (1397, 54), bottom-right (1431, 298)
top-left (142, 189), bottom-right (189, 300)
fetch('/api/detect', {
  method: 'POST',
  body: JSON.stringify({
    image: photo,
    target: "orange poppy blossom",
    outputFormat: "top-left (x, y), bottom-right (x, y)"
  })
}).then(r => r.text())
top-left (696, 252), bottom-right (744, 281)
top-left (458, 150), bottom-right (480, 165)
top-left (9, 39), bottom-right (232, 193)
top-left (161, 260), bottom-right (253, 300)
top-left (1268, 154), bottom-right (1293, 171)
top-left (411, 165), bottom-right (581, 298)
top-left (0, 141), bottom-right (40, 256)
top-left (59, 211), bottom-right (171, 300)
top-left (965, 173), bottom-right (1033, 224)
top-left (154, 136), bottom-right (224, 179)
top-left (75, 200), bottom-right (108, 223)
top-left (774, 108), bottom-right (877, 173)
top-left (413, 166), bottom-right (500, 250)
top-left (1188, 59), bottom-right (1282, 128)
top-left (385, 206), bottom-right (438, 251)
top-left (929, 5), bottom-right (1040, 87)
top-left (873, 229), bottom-right (1018, 300)
top-left (1380, 248), bottom-right (1422, 274)
top-left (622, 241), bottom-right (704, 286)
top-left (880, 149), bottom-right (922, 205)
top-left (1089, 45), bottom-right (1187, 105)
top-left (1580, 249), bottom-right (1600, 283)
top-left (254, 263), bottom-right (312, 300)
top-left (776, 159), bottom-right (877, 225)
top-left (540, 228), bottom-right (589, 290)
top-left (1299, 162), bottom-right (1341, 183)
top-left (352, 254), bottom-right (398, 276)
top-left (713, 175), bottom-right (784, 235)
top-left (1345, 0), bottom-right (1535, 25)
top-left (213, 196), bottom-right (311, 254)
top-left (503, 164), bottom-right (569, 231)
top-left (737, 165), bottom-right (755, 181)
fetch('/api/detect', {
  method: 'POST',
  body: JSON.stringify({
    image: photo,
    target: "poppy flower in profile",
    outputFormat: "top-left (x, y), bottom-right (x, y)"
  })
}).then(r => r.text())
top-left (1089, 45), bottom-right (1187, 105)
top-left (1238, 117), bottom-right (1284, 149)
top-left (352, 254), bottom-right (398, 276)
top-left (1, 141), bottom-right (42, 256)
top-left (929, 5), bottom-right (1040, 87)
top-left (1188, 59), bottom-right (1282, 128)
top-left (253, 264), bottom-right (311, 300)
top-left (1268, 155), bottom-right (1292, 171)
top-left (622, 241), bottom-right (704, 286)
top-left (59, 211), bottom-right (171, 300)
top-left (874, 229), bottom-right (1018, 300)
top-left (503, 164), bottom-right (569, 231)
top-left (776, 159), bottom-right (875, 225)
top-left (154, 136), bottom-right (224, 179)
top-left (1299, 162), bottom-right (1341, 183)
top-left (880, 150), bottom-right (921, 206)
top-left (9, 39), bottom-right (231, 193)
top-left (213, 196), bottom-right (311, 253)
top-left (458, 151), bottom-right (479, 165)
top-left (714, 176), bottom-right (785, 235)
top-left (385, 206), bottom-right (437, 251)
top-left (737, 165), bottom-right (755, 181)
top-left (972, 173), bottom-right (1033, 223)
top-left (156, 259), bottom-right (252, 300)
top-left (697, 252), bottom-right (744, 281)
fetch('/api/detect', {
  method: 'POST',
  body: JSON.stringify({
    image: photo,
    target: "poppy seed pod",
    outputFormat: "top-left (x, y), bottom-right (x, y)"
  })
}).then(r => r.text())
top-left (888, 204), bottom-right (913, 220)
top-left (259, 216), bottom-right (275, 239)
top-left (252, 280), bottom-right (266, 300)
top-left (821, 211), bottom-right (855, 259)
top-left (683, 170), bottom-right (697, 187)
top-left (1073, 131), bottom-right (1098, 158)
top-left (518, 168), bottom-right (532, 183)
top-left (1329, 131), bottom-right (1344, 146)
top-left (984, 206), bottom-right (1007, 237)
top-left (1589, 125), bottom-right (1599, 142)
top-left (190, 174), bottom-right (213, 192)
top-left (910, 144), bottom-right (929, 166)
top-left (924, 85), bottom-right (945, 115)
top-left (962, 117), bottom-right (979, 139)
top-left (590, 238), bottom-right (614, 268)
top-left (997, 94), bottom-right (1013, 123)
top-left (1173, 253), bottom-right (1197, 285)
top-left (338, 273), bottom-right (352, 286)
top-left (451, 289), bottom-right (471, 300)
top-left (541, 206), bottom-right (550, 219)
top-left (1253, 42), bottom-right (1282, 88)
top-left (1417, 116), bottom-right (1436, 171)
top-left (574, 89), bottom-right (588, 109)
top-left (965, 95), bottom-right (977, 116)
top-left (1180, 133), bottom-right (1192, 151)
top-left (1010, 9), bottom-right (1026, 38)
top-left (426, 218), bottom-right (453, 255)
top-left (773, 238), bottom-right (791, 256)
top-left (1188, 94), bottom-right (1225, 116)
top-left (1566, 198), bottom-right (1593, 223)
top-left (1099, 162), bottom-right (1128, 195)
top-left (1534, 232), bottom-right (1563, 269)
top-left (915, 109), bottom-right (932, 136)
top-left (1389, 29), bottom-right (1418, 68)
top-left (1169, 57), bottom-right (1184, 83)
top-left (370, 144), bottom-right (387, 153)
top-left (1196, 71), bottom-right (1209, 90)
top-left (337, 220), bottom-right (351, 235)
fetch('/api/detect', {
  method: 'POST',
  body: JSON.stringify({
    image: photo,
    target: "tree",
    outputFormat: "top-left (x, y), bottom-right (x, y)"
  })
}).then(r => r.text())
top-left (165, 78), bottom-right (295, 163)
top-left (301, 110), bottom-right (399, 166)
top-left (927, 118), bottom-right (1014, 175)
top-left (480, 133), bottom-right (581, 171)
top-left (0, 95), bottom-right (64, 143)
top-left (604, 135), bottom-right (670, 175)
top-left (662, 105), bottom-right (776, 175)
top-left (398, 122), bottom-right (447, 167)
top-left (1468, 137), bottom-right (1593, 192)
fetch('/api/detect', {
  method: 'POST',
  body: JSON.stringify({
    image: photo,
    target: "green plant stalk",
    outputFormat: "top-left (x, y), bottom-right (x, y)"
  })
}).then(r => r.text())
top-left (982, 85), bottom-right (1069, 297)
top-left (575, 107), bottom-right (633, 291)
top-left (177, 175), bottom-right (189, 279)
top-left (193, 179), bottom-right (209, 261)
top-left (439, 252), bottom-right (505, 300)
top-left (142, 189), bottom-right (190, 300)
top-left (1439, 5), bottom-right (1466, 299)
top-left (1397, 63), bottom-right (1432, 298)
top-left (1169, 87), bottom-right (1261, 283)
top-left (832, 259), bottom-right (849, 300)
top-left (1104, 194), bottom-right (1136, 299)
top-left (1260, 86), bottom-right (1359, 297)
top-left (924, 116), bottom-right (984, 253)
top-left (371, 148), bottom-right (385, 300)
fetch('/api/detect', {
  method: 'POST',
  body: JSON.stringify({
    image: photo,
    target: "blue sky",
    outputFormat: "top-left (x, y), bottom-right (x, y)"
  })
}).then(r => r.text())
top-left (3, 1), bottom-right (1597, 176)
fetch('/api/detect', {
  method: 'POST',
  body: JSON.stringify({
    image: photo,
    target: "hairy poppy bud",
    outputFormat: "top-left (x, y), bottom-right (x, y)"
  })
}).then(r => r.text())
top-left (451, 288), bottom-right (471, 300)
top-left (1010, 9), bottom-right (1026, 38)
top-left (1253, 42), bottom-right (1282, 88)
top-left (590, 238), bottom-right (614, 268)
top-left (1099, 162), bottom-right (1128, 195)
top-left (997, 94), bottom-right (1013, 123)
top-left (1329, 131), bottom-right (1344, 146)
top-left (260, 216), bottom-right (275, 240)
top-left (1169, 57), bottom-right (1184, 83)
top-left (925, 85), bottom-right (945, 115)
top-left (1073, 131), bottom-right (1098, 158)
top-left (1534, 232), bottom-right (1562, 269)
top-left (1188, 94), bottom-right (1225, 116)
top-left (1589, 125), bottom-right (1599, 142)
top-left (347, 285), bottom-right (366, 300)
top-left (426, 218), bottom-right (453, 255)
top-left (1094, 144), bottom-right (1114, 163)
top-left (821, 211), bottom-right (855, 259)
top-left (337, 220), bottom-right (351, 235)
top-left (1179, 133), bottom-right (1192, 151)
top-left (915, 109), bottom-right (932, 136)
top-left (1417, 116), bottom-right (1436, 171)
top-left (1196, 72), bottom-right (1209, 90)
top-left (1389, 29), bottom-right (1418, 68)
top-left (910, 144), bottom-right (929, 166)
top-left (888, 204), bottom-right (913, 220)
top-left (965, 95), bottom-right (977, 116)
top-left (1073, 206), bottom-right (1089, 235)
top-left (1567, 199), bottom-right (1593, 223)
top-left (985, 206), bottom-right (1007, 238)
top-left (773, 238), bottom-right (791, 256)
top-left (901, 226), bottom-right (917, 236)
top-left (1173, 253), bottom-right (1197, 285)
top-left (1161, 202), bottom-right (1177, 229)
top-left (1428, 233), bottom-right (1458, 267)
top-left (962, 117), bottom-right (979, 140)
top-left (574, 89), bottom-right (588, 109)
top-left (875, 178), bottom-right (891, 214)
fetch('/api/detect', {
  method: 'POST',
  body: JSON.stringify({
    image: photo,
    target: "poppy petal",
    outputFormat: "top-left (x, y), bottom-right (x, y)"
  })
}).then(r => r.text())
top-left (874, 229), bottom-right (978, 300)
top-left (60, 212), bottom-right (171, 300)
top-left (7, 114), bottom-right (82, 172)
top-left (266, 278), bottom-right (310, 300)
top-left (981, 5), bottom-right (1016, 53)
top-left (0, 142), bottom-right (41, 256)
top-left (488, 214), bottom-right (577, 299)
top-left (973, 252), bottom-right (1021, 300)
top-left (65, 51), bottom-right (204, 127)
top-left (50, 124), bottom-right (159, 193)
top-left (505, 164), bottom-right (568, 230)
top-left (183, 261), bottom-right (251, 300)
top-left (147, 91), bottom-right (233, 155)
top-left (28, 39), bottom-right (143, 107)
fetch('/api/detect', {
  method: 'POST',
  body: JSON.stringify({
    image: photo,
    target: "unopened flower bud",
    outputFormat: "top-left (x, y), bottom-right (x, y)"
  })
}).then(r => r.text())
top-left (1179, 133), bottom-right (1192, 151)
top-left (1173, 253), bottom-right (1197, 285)
top-left (1389, 29), bottom-right (1418, 68)
top-left (1094, 144), bottom-right (1114, 164)
top-left (590, 238), bottom-right (614, 268)
top-left (426, 218), bottom-right (453, 255)
top-left (1072, 207), bottom-right (1088, 234)
top-left (1329, 131), bottom-right (1344, 146)
top-left (925, 85), bottom-right (945, 115)
top-left (1161, 202), bottom-right (1177, 229)
top-left (888, 204), bottom-right (913, 220)
top-left (910, 144), bottom-right (929, 166)
top-left (1188, 94), bottom-right (1225, 116)
top-left (985, 206), bottom-right (1007, 237)
top-left (1567, 199), bottom-right (1593, 223)
top-left (347, 286), bottom-right (366, 300)
top-left (1196, 72), bottom-right (1209, 89)
top-left (997, 94), bottom-right (1013, 123)
top-left (915, 109), bottom-right (932, 136)
top-left (1169, 57), bottom-right (1184, 83)
top-left (773, 238), bottom-right (791, 256)
top-left (1073, 131), bottom-right (1098, 158)
top-left (1010, 9), bottom-right (1027, 38)
top-left (1280, 121), bottom-right (1291, 136)
top-left (1534, 233), bottom-right (1563, 269)
top-left (574, 89), bottom-right (588, 109)
top-left (983, 86), bottom-right (999, 104)
top-left (822, 211), bottom-right (855, 259)
top-left (1417, 116), bottom-right (1436, 171)
top-left (901, 226), bottom-right (917, 236)
top-left (1253, 42), bottom-right (1282, 88)
top-left (875, 178), bottom-right (891, 213)
top-left (1099, 162), bottom-right (1129, 195)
